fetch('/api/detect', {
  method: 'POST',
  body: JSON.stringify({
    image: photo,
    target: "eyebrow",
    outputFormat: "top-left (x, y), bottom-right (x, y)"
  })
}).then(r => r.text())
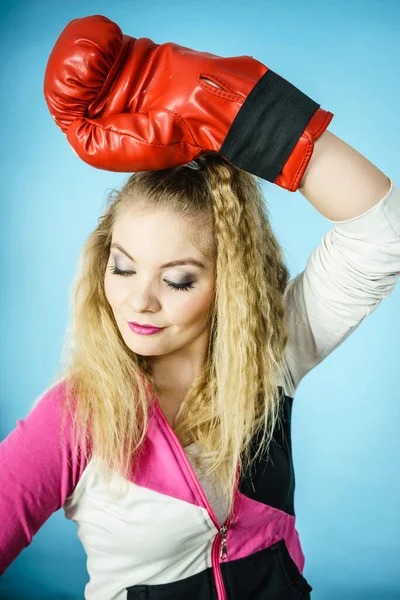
top-left (110, 243), bottom-right (206, 269)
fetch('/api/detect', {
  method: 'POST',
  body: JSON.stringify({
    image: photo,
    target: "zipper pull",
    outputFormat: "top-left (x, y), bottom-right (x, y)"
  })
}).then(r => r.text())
top-left (219, 524), bottom-right (228, 560)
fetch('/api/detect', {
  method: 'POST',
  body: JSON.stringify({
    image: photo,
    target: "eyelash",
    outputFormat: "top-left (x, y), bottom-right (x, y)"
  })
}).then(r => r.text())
top-left (108, 265), bottom-right (195, 292)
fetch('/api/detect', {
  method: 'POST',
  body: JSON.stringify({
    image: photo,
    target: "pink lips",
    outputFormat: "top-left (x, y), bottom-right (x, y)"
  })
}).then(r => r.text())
top-left (128, 322), bottom-right (165, 335)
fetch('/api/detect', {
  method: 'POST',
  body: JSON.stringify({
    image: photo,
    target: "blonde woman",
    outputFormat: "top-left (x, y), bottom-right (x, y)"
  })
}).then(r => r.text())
top-left (1, 15), bottom-right (399, 600)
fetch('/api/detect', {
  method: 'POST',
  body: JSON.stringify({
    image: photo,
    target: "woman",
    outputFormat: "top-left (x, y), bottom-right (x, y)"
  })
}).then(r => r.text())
top-left (1, 14), bottom-right (399, 600)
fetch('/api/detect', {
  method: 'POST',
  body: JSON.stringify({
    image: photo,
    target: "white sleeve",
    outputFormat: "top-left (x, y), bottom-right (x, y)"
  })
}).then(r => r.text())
top-left (281, 178), bottom-right (400, 398)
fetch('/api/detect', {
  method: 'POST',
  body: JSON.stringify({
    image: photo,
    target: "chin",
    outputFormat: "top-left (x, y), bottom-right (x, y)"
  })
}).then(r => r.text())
top-left (126, 341), bottom-right (167, 357)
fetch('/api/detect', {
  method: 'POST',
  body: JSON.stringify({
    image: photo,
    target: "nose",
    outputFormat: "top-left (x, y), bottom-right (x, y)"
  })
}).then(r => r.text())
top-left (128, 277), bottom-right (161, 313)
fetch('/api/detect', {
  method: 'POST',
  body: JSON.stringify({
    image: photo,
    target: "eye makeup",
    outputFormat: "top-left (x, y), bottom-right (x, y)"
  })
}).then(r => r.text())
top-left (108, 265), bottom-right (195, 292)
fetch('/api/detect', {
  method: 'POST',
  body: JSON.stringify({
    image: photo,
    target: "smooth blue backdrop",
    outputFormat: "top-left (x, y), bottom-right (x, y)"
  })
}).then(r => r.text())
top-left (0, 0), bottom-right (399, 598)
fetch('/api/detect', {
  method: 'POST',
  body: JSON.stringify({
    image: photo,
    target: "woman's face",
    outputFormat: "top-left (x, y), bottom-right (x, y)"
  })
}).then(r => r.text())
top-left (104, 204), bottom-right (216, 359)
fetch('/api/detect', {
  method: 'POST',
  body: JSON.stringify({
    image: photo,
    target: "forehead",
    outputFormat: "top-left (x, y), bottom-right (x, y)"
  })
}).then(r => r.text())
top-left (112, 206), bottom-right (214, 261)
top-left (113, 206), bottom-right (196, 241)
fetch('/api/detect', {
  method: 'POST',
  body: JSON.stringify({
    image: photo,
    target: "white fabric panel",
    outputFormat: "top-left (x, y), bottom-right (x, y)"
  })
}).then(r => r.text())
top-left (64, 457), bottom-right (215, 600)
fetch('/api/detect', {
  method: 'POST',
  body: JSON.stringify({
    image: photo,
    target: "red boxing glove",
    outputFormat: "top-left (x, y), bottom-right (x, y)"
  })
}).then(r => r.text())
top-left (44, 14), bottom-right (333, 192)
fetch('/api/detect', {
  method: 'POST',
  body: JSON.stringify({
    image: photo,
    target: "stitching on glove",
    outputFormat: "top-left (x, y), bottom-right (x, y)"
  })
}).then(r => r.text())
top-left (199, 73), bottom-right (237, 93)
top-left (134, 43), bottom-right (158, 111)
top-left (291, 133), bottom-right (313, 191)
top-left (87, 35), bottom-right (131, 117)
top-left (291, 111), bottom-right (333, 190)
top-left (198, 73), bottom-right (243, 102)
top-left (74, 109), bottom-right (201, 149)
top-left (149, 105), bottom-right (198, 145)
top-left (314, 111), bottom-right (333, 139)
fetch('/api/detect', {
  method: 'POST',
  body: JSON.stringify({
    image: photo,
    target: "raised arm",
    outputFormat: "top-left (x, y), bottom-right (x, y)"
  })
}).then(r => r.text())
top-left (298, 129), bottom-right (391, 220)
top-left (280, 132), bottom-right (399, 397)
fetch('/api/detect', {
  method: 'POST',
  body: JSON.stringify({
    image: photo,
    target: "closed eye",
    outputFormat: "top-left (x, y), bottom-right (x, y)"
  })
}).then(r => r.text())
top-left (108, 265), bottom-right (195, 291)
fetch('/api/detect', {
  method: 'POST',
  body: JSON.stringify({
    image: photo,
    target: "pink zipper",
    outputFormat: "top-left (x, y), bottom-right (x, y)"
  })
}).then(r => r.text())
top-left (211, 522), bottom-right (230, 599)
top-left (153, 396), bottom-right (239, 600)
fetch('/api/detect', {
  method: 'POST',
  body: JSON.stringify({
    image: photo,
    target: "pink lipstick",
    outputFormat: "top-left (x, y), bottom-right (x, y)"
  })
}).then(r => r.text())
top-left (128, 322), bottom-right (166, 335)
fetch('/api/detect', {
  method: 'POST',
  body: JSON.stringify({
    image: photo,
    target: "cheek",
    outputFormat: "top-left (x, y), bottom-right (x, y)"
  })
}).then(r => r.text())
top-left (104, 273), bottom-right (122, 308)
top-left (172, 291), bottom-right (213, 326)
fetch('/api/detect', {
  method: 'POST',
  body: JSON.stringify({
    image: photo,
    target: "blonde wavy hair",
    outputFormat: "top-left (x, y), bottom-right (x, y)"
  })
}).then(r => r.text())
top-left (47, 153), bottom-right (291, 514)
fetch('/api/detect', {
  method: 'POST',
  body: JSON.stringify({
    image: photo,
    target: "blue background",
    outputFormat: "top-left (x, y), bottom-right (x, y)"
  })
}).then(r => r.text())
top-left (0, 0), bottom-right (399, 598)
